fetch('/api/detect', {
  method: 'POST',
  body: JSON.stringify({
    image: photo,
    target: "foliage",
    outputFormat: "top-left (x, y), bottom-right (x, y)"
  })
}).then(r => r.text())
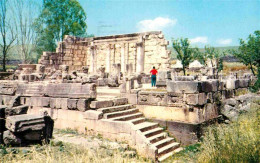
top-left (231, 30), bottom-right (260, 91)
top-left (172, 38), bottom-right (195, 75)
top-left (34, 0), bottom-right (87, 55)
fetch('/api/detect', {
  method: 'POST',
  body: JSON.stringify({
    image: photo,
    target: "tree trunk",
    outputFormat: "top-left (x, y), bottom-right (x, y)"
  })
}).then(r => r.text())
top-left (3, 52), bottom-right (6, 72)
top-left (183, 65), bottom-right (186, 76)
top-left (249, 63), bottom-right (255, 76)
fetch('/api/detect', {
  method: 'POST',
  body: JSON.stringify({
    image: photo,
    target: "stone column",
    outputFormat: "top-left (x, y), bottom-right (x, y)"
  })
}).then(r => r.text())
top-left (126, 43), bottom-right (129, 75)
top-left (90, 46), bottom-right (96, 73)
top-left (136, 42), bottom-right (144, 74)
top-left (121, 43), bottom-right (125, 74)
top-left (106, 44), bottom-right (111, 73)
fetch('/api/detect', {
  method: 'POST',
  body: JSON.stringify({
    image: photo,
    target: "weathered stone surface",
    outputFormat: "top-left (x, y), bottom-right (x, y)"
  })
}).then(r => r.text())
top-left (84, 110), bottom-right (103, 120)
top-left (108, 75), bottom-right (119, 87)
top-left (50, 98), bottom-right (68, 110)
top-left (221, 105), bottom-right (238, 121)
top-left (113, 98), bottom-right (128, 106)
top-left (16, 84), bottom-right (45, 96)
top-left (77, 99), bottom-right (90, 111)
top-left (5, 105), bottom-right (28, 117)
top-left (0, 95), bottom-right (20, 106)
top-left (186, 94), bottom-right (198, 105)
top-left (198, 93), bottom-right (207, 105)
top-left (225, 98), bottom-right (237, 107)
top-left (6, 114), bottom-right (45, 132)
top-left (23, 130), bottom-right (42, 141)
top-left (30, 97), bottom-right (50, 107)
top-left (201, 80), bottom-right (218, 92)
top-left (16, 83), bottom-right (97, 99)
top-left (0, 83), bottom-right (17, 95)
top-left (238, 79), bottom-right (249, 88)
top-left (90, 100), bottom-right (113, 109)
top-left (226, 80), bottom-right (239, 90)
top-left (67, 99), bottom-right (78, 110)
top-left (172, 76), bottom-right (194, 81)
top-left (3, 130), bottom-right (21, 146)
top-left (167, 81), bottom-right (200, 93)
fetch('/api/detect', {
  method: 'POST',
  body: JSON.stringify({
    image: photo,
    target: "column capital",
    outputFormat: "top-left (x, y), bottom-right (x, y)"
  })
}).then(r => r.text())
top-left (136, 42), bottom-right (143, 47)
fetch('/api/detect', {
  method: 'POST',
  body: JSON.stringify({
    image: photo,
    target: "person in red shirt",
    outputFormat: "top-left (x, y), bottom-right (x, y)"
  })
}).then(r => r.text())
top-left (150, 66), bottom-right (158, 87)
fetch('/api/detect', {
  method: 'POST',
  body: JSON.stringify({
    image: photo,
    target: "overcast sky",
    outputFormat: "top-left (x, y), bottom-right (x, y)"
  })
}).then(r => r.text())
top-left (79, 0), bottom-right (259, 47)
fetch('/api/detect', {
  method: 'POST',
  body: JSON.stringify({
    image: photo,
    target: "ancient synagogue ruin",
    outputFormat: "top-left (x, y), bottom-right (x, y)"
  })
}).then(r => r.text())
top-left (0, 31), bottom-right (259, 162)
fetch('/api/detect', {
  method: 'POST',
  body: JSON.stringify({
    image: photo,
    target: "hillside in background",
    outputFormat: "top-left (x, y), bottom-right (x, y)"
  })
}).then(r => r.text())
top-left (168, 46), bottom-right (239, 59)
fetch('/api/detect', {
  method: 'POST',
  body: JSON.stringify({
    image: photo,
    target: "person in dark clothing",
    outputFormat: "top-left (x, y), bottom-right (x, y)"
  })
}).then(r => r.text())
top-left (150, 66), bottom-right (158, 87)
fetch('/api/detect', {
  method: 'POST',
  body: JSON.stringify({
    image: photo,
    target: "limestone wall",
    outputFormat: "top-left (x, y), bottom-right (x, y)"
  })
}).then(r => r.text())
top-left (38, 31), bottom-right (170, 74)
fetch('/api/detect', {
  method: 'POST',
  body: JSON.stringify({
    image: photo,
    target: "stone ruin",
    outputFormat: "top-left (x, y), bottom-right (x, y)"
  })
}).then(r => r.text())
top-left (0, 94), bottom-right (54, 146)
top-left (0, 31), bottom-right (259, 161)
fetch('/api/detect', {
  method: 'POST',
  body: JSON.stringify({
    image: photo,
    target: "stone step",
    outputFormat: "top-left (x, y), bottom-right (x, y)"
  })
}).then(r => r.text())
top-left (112, 98), bottom-right (128, 106)
top-left (142, 127), bottom-right (164, 138)
top-left (128, 117), bottom-right (145, 124)
top-left (147, 133), bottom-right (166, 143)
top-left (158, 147), bottom-right (183, 162)
top-left (104, 108), bottom-right (139, 119)
top-left (97, 104), bottom-right (134, 114)
top-left (134, 122), bottom-right (158, 132)
top-left (110, 112), bottom-right (143, 121)
top-left (158, 142), bottom-right (180, 156)
top-left (152, 137), bottom-right (175, 148)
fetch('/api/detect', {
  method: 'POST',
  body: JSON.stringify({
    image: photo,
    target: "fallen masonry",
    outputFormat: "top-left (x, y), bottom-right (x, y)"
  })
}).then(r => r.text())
top-left (0, 105), bottom-right (54, 146)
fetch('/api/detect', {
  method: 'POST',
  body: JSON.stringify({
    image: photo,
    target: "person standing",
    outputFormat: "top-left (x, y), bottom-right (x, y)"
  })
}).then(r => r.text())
top-left (150, 66), bottom-right (158, 87)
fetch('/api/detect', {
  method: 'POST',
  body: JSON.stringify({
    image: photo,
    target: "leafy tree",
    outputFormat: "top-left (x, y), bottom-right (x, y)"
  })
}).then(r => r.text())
top-left (193, 46), bottom-right (226, 76)
top-left (172, 38), bottom-right (194, 75)
top-left (231, 30), bottom-right (260, 91)
top-left (34, 0), bottom-right (87, 54)
top-left (0, 0), bottom-right (16, 71)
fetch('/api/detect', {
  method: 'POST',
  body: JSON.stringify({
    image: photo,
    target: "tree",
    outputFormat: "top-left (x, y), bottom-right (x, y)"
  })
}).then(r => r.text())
top-left (12, 0), bottom-right (40, 63)
top-left (172, 38), bottom-right (194, 75)
top-left (34, 0), bottom-right (87, 54)
top-left (0, 0), bottom-right (16, 71)
top-left (231, 31), bottom-right (259, 76)
top-left (193, 46), bottom-right (226, 76)
top-left (231, 30), bottom-right (260, 91)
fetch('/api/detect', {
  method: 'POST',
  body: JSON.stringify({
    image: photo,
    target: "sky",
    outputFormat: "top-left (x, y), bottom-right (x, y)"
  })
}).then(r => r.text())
top-left (77, 0), bottom-right (260, 47)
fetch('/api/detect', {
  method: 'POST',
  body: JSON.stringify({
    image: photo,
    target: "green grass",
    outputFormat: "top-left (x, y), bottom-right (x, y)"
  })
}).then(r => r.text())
top-left (167, 99), bottom-right (260, 163)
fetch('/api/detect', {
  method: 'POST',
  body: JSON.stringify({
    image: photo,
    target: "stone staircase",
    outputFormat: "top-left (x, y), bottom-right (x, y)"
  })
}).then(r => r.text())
top-left (92, 98), bottom-right (183, 162)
